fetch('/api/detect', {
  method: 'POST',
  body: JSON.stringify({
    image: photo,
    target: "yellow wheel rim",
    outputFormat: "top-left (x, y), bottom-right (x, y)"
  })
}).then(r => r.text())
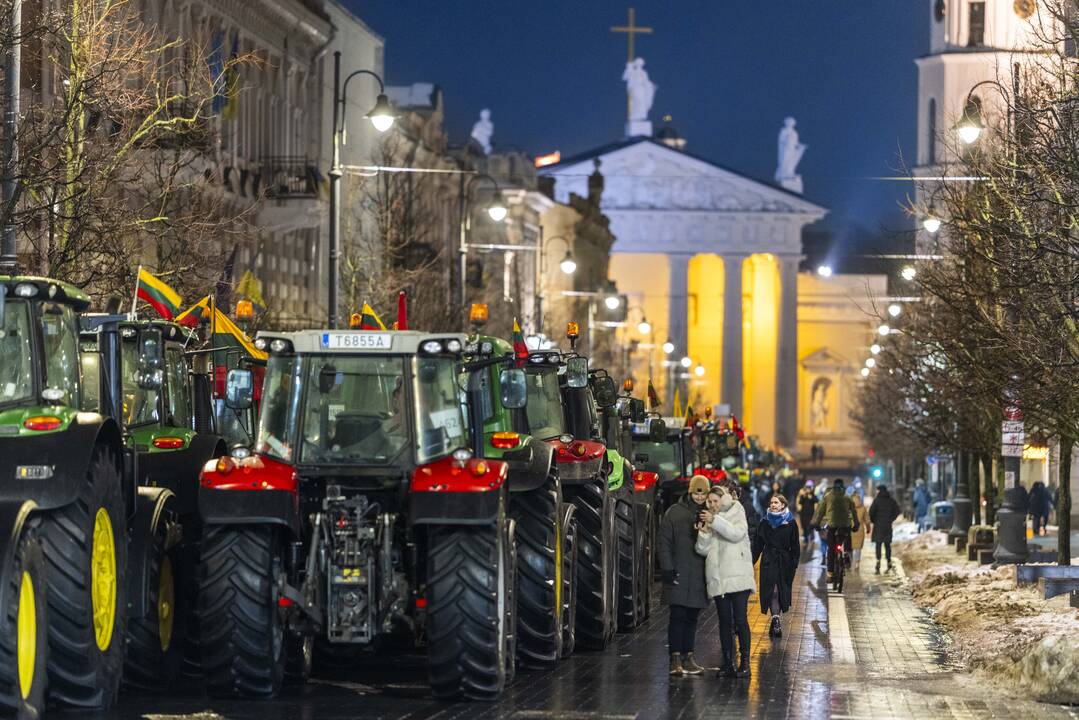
top-left (17, 571), bottom-right (35, 700)
top-left (91, 508), bottom-right (117, 652)
top-left (158, 556), bottom-right (174, 651)
top-left (554, 525), bottom-right (562, 620)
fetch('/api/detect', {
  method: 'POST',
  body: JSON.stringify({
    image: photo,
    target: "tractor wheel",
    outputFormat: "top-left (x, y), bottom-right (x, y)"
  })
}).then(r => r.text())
top-left (566, 479), bottom-right (615, 650)
top-left (123, 498), bottom-right (183, 690)
top-left (41, 448), bottom-right (127, 709)
top-left (198, 525), bottom-right (285, 698)
top-left (426, 513), bottom-right (514, 701)
top-left (614, 498), bottom-right (638, 632)
top-left (284, 633), bottom-right (313, 685)
top-left (559, 516), bottom-right (578, 657)
top-left (641, 508), bottom-right (656, 620)
top-left (0, 521), bottom-right (47, 718)
top-left (509, 476), bottom-right (563, 668)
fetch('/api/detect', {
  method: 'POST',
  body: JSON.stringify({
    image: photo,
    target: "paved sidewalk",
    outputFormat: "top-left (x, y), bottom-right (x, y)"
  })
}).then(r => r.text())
top-left (109, 542), bottom-right (1079, 720)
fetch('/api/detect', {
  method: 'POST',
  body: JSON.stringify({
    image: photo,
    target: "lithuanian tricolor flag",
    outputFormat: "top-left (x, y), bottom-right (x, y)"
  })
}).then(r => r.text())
top-left (512, 318), bottom-right (529, 367)
top-left (358, 303), bottom-right (386, 331)
top-left (136, 267), bottom-right (183, 320)
top-left (176, 296), bottom-right (211, 328)
top-left (212, 306), bottom-right (267, 361)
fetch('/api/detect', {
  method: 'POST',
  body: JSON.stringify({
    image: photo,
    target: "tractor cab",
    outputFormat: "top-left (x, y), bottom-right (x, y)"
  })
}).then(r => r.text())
top-left (631, 417), bottom-right (695, 511)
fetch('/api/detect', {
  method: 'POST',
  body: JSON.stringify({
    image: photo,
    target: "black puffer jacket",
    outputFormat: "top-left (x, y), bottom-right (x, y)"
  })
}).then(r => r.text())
top-left (658, 494), bottom-right (709, 608)
top-left (868, 489), bottom-right (901, 543)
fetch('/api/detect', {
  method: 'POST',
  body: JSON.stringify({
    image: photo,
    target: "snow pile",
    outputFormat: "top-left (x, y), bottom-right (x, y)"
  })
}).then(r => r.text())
top-left (898, 531), bottom-right (1079, 705)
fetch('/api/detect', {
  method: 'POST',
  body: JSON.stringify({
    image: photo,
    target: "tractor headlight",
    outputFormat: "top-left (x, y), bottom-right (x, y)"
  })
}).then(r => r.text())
top-left (445, 339), bottom-right (462, 353)
top-left (421, 340), bottom-right (443, 354)
top-left (269, 339), bottom-right (291, 353)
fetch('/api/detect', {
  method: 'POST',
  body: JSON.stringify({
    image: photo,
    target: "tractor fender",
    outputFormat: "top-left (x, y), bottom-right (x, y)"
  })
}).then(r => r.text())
top-left (0, 499), bottom-right (39, 621)
top-left (410, 455), bottom-right (509, 526)
top-left (127, 487), bottom-right (178, 618)
top-left (503, 439), bottom-right (554, 493)
top-left (141, 432), bottom-right (226, 517)
top-left (0, 413), bottom-right (123, 511)
top-left (198, 486), bottom-right (302, 538)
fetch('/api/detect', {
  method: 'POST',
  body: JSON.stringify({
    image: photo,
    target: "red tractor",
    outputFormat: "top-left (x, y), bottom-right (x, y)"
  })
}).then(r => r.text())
top-left (195, 329), bottom-right (520, 700)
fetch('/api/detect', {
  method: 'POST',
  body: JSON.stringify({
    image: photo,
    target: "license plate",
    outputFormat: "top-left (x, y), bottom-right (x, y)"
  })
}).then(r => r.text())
top-left (321, 333), bottom-right (392, 350)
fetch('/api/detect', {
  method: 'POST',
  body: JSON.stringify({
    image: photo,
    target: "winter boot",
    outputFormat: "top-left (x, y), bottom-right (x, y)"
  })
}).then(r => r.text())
top-left (874, 562), bottom-right (881, 575)
top-left (669, 653), bottom-right (684, 676)
top-left (770, 615), bottom-right (782, 638)
top-left (887, 560), bottom-right (895, 572)
top-left (682, 653), bottom-right (704, 675)
top-left (735, 655), bottom-right (751, 679)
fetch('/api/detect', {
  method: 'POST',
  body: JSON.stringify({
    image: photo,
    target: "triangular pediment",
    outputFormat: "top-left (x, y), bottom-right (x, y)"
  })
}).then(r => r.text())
top-left (540, 138), bottom-right (827, 216)
top-left (801, 347), bottom-right (853, 372)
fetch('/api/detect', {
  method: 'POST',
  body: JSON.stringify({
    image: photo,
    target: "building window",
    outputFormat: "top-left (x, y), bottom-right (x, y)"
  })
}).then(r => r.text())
top-left (928, 98), bottom-right (937, 164)
top-left (968, 1), bottom-right (985, 47)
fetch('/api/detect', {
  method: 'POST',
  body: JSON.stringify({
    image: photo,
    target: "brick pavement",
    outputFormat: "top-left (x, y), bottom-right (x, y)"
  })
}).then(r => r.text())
top-left (109, 541), bottom-right (1079, 720)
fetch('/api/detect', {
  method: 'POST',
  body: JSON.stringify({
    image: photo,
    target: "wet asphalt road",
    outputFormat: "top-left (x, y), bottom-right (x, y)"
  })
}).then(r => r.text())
top-left (84, 542), bottom-right (1079, 720)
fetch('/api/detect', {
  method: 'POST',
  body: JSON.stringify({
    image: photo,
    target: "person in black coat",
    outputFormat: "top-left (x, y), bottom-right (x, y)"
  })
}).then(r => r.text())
top-left (796, 483), bottom-right (818, 547)
top-left (868, 484), bottom-right (901, 573)
top-left (658, 475), bottom-right (711, 676)
top-left (752, 493), bottom-right (800, 638)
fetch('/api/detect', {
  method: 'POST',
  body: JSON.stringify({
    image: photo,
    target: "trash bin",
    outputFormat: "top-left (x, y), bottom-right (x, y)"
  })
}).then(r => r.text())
top-left (931, 501), bottom-right (954, 530)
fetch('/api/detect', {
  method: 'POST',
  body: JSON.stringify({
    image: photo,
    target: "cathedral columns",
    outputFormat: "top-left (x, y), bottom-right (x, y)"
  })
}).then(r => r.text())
top-left (721, 254), bottom-right (745, 420)
top-left (667, 253), bottom-right (691, 362)
top-left (775, 254), bottom-right (799, 449)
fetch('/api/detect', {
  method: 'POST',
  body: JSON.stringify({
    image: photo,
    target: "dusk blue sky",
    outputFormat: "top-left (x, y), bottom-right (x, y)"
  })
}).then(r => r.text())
top-left (349, 1), bottom-right (927, 238)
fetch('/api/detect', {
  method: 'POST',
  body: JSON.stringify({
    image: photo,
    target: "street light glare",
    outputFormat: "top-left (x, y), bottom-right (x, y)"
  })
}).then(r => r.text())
top-left (637, 320), bottom-right (652, 335)
top-left (487, 201), bottom-right (508, 222)
top-left (865, 357), bottom-right (876, 368)
top-left (957, 124), bottom-right (982, 145)
top-left (559, 254), bottom-right (577, 275)
top-left (367, 94), bottom-right (395, 132)
top-left (888, 303), bottom-right (902, 318)
top-left (901, 266), bottom-right (917, 281)
top-left (817, 264), bottom-right (833, 278)
top-left (680, 356), bottom-right (692, 368)
top-left (861, 367), bottom-right (870, 377)
top-left (878, 324), bottom-right (891, 336)
top-left (922, 216), bottom-right (942, 234)
top-left (604, 295), bottom-right (621, 311)
top-left (694, 364), bottom-right (705, 377)
top-left (662, 341), bottom-right (675, 354)
top-left (870, 343), bottom-right (881, 355)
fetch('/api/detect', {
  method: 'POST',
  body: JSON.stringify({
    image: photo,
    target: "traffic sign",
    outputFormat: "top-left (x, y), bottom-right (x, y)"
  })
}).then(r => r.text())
top-left (1001, 444), bottom-right (1024, 457)
top-left (1002, 420), bottom-right (1024, 434)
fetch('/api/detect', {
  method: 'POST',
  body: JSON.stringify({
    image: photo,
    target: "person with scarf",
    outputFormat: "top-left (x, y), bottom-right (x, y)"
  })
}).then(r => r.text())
top-left (697, 485), bottom-right (756, 678)
top-left (752, 493), bottom-right (800, 638)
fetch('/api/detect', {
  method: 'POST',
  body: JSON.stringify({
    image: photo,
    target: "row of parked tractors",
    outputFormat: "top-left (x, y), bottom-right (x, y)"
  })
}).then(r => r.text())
top-left (0, 276), bottom-right (691, 715)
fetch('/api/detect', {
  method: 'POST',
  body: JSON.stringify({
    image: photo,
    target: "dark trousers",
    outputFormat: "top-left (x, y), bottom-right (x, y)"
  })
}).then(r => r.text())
top-left (875, 540), bottom-right (892, 562)
top-left (799, 515), bottom-right (814, 542)
top-left (1032, 512), bottom-right (1049, 536)
top-left (667, 604), bottom-right (701, 654)
top-left (715, 590), bottom-right (751, 667)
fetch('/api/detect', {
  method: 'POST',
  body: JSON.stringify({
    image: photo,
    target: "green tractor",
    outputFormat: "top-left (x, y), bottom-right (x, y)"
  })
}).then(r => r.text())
top-left (79, 316), bottom-right (227, 688)
top-left (0, 276), bottom-right (173, 712)
top-left (460, 325), bottom-right (577, 667)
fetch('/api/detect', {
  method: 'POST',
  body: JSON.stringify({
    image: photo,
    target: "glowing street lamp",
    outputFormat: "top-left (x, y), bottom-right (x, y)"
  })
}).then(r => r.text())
top-left (817, 264), bottom-right (833, 278)
top-left (922, 214), bottom-right (941, 234)
top-left (865, 357), bottom-right (876, 368)
top-left (878, 324), bottom-right (891, 336)
top-left (860, 367), bottom-right (870, 377)
top-left (680, 356), bottom-right (692, 369)
top-left (901, 266), bottom-right (917, 281)
top-left (888, 303), bottom-right (902, 318)
top-left (870, 343), bottom-right (881, 355)
top-left (662, 341), bottom-right (675, 354)
top-left (694, 364), bottom-right (705, 377)
top-left (604, 294), bottom-right (621, 311)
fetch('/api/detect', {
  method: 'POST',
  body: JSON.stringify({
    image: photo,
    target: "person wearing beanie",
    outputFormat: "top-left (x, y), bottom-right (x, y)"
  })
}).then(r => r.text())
top-left (752, 493), bottom-right (800, 638)
top-left (658, 475), bottom-right (710, 676)
top-left (697, 485), bottom-right (756, 678)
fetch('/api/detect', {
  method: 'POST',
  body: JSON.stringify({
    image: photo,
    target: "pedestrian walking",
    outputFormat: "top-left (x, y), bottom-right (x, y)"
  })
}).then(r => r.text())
top-left (850, 493), bottom-right (870, 568)
top-left (697, 485), bottom-right (756, 679)
top-left (868, 484), bottom-right (901, 573)
top-left (1029, 481), bottom-right (1053, 536)
top-left (796, 482), bottom-right (818, 548)
top-left (913, 479), bottom-right (930, 532)
top-left (658, 475), bottom-right (710, 676)
top-left (752, 494), bottom-right (799, 638)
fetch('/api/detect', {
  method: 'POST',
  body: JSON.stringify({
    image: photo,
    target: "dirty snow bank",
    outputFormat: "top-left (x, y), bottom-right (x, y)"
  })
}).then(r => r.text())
top-left (897, 530), bottom-right (1079, 705)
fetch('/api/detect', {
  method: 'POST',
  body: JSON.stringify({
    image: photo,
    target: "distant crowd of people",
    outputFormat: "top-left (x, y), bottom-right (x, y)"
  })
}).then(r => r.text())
top-left (911, 477), bottom-right (1059, 537)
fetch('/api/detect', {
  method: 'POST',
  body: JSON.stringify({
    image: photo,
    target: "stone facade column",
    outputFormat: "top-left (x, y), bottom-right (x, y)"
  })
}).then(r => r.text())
top-left (775, 255), bottom-right (799, 449)
top-left (721, 254), bottom-right (745, 420)
top-left (667, 254), bottom-right (691, 408)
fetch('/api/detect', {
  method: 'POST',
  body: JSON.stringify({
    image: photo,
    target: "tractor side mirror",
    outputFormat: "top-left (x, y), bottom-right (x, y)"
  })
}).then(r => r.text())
top-left (499, 368), bottom-right (527, 409)
top-left (630, 398), bottom-right (646, 423)
top-left (592, 376), bottom-right (618, 408)
top-left (648, 417), bottom-right (666, 442)
top-left (136, 329), bottom-right (164, 391)
top-left (225, 368), bottom-right (254, 410)
top-left (565, 356), bottom-right (588, 388)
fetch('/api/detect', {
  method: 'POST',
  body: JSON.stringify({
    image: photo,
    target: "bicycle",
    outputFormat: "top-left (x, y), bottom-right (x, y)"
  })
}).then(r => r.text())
top-left (823, 526), bottom-right (852, 593)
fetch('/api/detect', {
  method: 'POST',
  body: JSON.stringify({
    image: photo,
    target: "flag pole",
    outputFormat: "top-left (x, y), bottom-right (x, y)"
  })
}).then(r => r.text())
top-left (130, 265), bottom-right (142, 319)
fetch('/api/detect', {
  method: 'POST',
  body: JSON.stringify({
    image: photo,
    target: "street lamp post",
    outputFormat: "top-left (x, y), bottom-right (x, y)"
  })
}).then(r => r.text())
top-left (535, 235), bottom-right (576, 336)
top-left (328, 51), bottom-right (395, 328)
top-left (458, 173), bottom-right (506, 307)
top-left (1, 0), bottom-right (21, 271)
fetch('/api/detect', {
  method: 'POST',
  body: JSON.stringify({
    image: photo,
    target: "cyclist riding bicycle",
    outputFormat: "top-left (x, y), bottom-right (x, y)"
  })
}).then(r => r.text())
top-left (812, 478), bottom-right (860, 578)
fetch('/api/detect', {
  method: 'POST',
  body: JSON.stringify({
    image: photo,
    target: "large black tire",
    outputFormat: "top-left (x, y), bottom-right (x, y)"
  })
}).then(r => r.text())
top-left (508, 477), bottom-right (563, 668)
top-left (41, 448), bottom-right (127, 709)
top-left (640, 508), bottom-right (656, 620)
top-left (566, 479), bottom-right (615, 650)
top-left (426, 513), bottom-right (514, 701)
top-left (614, 498), bottom-right (639, 632)
top-left (0, 521), bottom-right (48, 718)
top-left (123, 499), bottom-right (183, 690)
top-left (198, 525), bottom-right (285, 698)
top-left (560, 516), bottom-right (578, 657)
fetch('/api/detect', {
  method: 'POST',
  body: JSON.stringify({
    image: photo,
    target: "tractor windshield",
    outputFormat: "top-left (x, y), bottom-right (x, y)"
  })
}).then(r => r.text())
top-left (525, 368), bottom-right (565, 440)
top-left (0, 300), bottom-right (33, 406)
top-left (413, 356), bottom-right (468, 463)
top-left (39, 302), bottom-right (81, 408)
top-left (257, 354), bottom-right (302, 462)
top-left (632, 437), bottom-right (685, 482)
top-left (122, 337), bottom-right (160, 426)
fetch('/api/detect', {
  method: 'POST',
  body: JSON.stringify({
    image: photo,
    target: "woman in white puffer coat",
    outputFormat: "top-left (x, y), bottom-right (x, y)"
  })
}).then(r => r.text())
top-left (696, 485), bottom-right (756, 679)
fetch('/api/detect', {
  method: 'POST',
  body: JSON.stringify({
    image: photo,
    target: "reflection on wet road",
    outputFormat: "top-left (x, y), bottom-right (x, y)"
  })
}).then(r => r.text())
top-left (101, 543), bottom-right (1078, 720)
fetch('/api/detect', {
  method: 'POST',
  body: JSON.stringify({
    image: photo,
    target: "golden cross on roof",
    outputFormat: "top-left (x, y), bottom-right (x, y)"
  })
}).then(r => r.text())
top-left (610, 7), bottom-right (653, 63)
